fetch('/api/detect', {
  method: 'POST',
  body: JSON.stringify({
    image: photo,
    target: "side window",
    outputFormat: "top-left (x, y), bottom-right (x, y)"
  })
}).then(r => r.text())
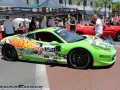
top-left (26, 33), bottom-right (35, 39)
top-left (35, 32), bottom-right (63, 43)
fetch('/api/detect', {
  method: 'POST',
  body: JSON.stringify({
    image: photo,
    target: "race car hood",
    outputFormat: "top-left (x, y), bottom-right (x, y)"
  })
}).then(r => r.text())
top-left (82, 35), bottom-right (116, 54)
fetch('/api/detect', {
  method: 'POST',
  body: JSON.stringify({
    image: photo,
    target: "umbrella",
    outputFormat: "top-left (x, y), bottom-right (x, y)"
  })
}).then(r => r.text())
top-left (0, 0), bottom-right (40, 18)
top-left (24, 18), bottom-right (31, 22)
top-left (13, 18), bottom-right (24, 22)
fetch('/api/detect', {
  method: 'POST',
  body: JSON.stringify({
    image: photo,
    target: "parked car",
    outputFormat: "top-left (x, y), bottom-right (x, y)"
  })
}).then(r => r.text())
top-left (75, 21), bottom-right (120, 41)
top-left (0, 27), bottom-right (116, 69)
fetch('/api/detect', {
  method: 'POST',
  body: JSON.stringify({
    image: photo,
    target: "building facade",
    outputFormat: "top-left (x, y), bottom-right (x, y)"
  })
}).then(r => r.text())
top-left (20, 0), bottom-right (112, 19)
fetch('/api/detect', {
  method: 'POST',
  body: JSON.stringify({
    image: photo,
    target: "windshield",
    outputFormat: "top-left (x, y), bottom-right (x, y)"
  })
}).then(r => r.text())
top-left (55, 29), bottom-right (85, 43)
top-left (82, 21), bottom-right (91, 24)
top-left (102, 35), bottom-right (115, 45)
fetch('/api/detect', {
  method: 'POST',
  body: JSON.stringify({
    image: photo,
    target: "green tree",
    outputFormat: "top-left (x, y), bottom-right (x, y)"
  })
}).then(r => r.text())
top-left (112, 1), bottom-right (120, 16)
top-left (91, 0), bottom-right (112, 17)
top-left (90, 0), bottom-right (103, 15)
top-left (72, 0), bottom-right (83, 5)
top-left (101, 0), bottom-right (112, 17)
top-left (72, 0), bottom-right (86, 19)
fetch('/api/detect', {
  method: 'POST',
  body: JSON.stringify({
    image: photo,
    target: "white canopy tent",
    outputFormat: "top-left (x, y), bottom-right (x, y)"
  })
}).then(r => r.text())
top-left (12, 18), bottom-right (31, 30)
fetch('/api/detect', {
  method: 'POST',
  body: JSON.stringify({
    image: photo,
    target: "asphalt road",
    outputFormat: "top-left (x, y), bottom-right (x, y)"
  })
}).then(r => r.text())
top-left (0, 41), bottom-right (120, 90)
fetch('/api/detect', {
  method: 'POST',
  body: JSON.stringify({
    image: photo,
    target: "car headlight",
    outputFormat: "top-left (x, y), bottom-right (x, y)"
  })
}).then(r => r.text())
top-left (89, 40), bottom-right (111, 50)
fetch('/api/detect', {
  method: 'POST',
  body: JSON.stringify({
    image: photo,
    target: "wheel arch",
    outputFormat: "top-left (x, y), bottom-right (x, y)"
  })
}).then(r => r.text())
top-left (2, 44), bottom-right (18, 61)
top-left (2, 43), bottom-right (17, 55)
top-left (67, 47), bottom-right (93, 66)
top-left (116, 30), bottom-right (120, 41)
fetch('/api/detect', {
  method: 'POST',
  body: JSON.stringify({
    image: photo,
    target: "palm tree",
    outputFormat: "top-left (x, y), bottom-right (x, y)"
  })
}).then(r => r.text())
top-left (101, 0), bottom-right (112, 18)
top-left (72, 0), bottom-right (82, 5)
top-left (90, 0), bottom-right (103, 15)
top-left (112, 1), bottom-right (120, 16)
top-left (72, 0), bottom-right (85, 19)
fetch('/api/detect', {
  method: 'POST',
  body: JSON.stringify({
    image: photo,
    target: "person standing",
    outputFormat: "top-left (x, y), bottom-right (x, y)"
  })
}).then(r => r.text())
top-left (40, 15), bottom-right (47, 28)
top-left (48, 17), bottom-right (56, 27)
top-left (3, 16), bottom-right (15, 37)
top-left (58, 19), bottom-right (63, 27)
top-left (0, 21), bottom-right (3, 40)
top-left (92, 14), bottom-right (103, 39)
top-left (69, 14), bottom-right (76, 33)
top-left (109, 16), bottom-right (114, 25)
top-left (29, 17), bottom-right (37, 31)
top-left (91, 16), bottom-right (96, 24)
top-left (36, 18), bottom-right (39, 29)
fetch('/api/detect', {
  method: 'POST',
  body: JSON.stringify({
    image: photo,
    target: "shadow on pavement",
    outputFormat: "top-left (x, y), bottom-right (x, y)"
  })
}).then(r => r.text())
top-left (1, 57), bottom-right (115, 70)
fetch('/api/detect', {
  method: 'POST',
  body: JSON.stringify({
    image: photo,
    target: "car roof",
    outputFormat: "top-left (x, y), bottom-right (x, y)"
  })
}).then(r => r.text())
top-left (30, 27), bottom-right (60, 34)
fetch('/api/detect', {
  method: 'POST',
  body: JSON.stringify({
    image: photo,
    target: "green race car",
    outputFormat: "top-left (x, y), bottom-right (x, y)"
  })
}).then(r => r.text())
top-left (0, 27), bottom-right (117, 69)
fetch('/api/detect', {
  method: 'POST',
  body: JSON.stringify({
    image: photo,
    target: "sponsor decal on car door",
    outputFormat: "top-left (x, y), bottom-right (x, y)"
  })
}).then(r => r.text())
top-left (7, 38), bottom-right (42, 58)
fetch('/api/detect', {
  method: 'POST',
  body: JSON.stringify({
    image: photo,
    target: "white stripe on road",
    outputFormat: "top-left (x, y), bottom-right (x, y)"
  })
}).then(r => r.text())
top-left (36, 64), bottom-right (50, 90)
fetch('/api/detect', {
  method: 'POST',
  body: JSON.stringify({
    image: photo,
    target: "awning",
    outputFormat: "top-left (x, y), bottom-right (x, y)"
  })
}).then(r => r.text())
top-left (85, 10), bottom-right (94, 15)
top-left (78, 10), bottom-right (86, 15)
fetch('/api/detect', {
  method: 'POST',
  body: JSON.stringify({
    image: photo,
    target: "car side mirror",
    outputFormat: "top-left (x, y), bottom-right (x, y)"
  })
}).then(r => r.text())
top-left (50, 41), bottom-right (61, 46)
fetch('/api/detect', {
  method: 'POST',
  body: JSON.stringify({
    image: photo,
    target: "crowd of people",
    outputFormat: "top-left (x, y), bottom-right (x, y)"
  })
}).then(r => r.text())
top-left (0, 15), bottom-right (69, 39)
top-left (86, 15), bottom-right (120, 26)
top-left (0, 14), bottom-right (119, 40)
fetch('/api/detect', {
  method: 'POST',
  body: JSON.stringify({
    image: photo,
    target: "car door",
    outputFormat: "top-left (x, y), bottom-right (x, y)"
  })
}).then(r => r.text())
top-left (103, 26), bottom-right (115, 38)
top-left (25, 31), bottom-right (67, 63)
top-left (87, 26), bottom-right (96, 35)
top-left (78, 24), bottom-right (95, 35)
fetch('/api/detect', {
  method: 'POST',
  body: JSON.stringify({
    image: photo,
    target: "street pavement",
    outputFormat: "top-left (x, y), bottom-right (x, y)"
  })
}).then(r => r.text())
top-left (0, 41), bottom-right (120, 90)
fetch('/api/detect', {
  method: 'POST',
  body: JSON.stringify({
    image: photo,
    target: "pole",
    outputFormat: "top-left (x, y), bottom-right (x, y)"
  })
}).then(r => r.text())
top-left (109, 4), bottom-right (110, 17)
top-left (83, 0), bottom-right (85, 20)
top-left (104, 3), bottom-right (106, 22)
top-left (65, 0), bottom-right (66, 6)
top-left (118, 6), bottom-right (120, 16)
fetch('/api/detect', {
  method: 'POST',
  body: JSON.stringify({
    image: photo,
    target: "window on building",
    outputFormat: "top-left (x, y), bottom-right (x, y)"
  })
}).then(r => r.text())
top-left (59, 0), bottom-right (63, 4)
top-left (69, 0), bottom-right (72, 5)
top-left (83, 0), bottom-right (87, 6)
top-left (90, 1), bottom-right (93, 6)
top-left (34, 0), bottom-right (39, 4)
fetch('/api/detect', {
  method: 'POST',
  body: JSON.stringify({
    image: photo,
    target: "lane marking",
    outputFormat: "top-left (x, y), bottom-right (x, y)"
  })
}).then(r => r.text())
top-left (36, 64), bottom-right (50, 90)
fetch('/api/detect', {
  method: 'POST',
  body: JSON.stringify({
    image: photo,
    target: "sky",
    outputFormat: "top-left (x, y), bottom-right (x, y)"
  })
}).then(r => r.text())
top-left (113, 0), bottom-right (117, 2)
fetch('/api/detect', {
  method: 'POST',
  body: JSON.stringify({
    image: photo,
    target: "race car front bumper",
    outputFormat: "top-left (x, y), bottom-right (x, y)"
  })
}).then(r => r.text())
top-left (93, 55), bottom-right (116, 67)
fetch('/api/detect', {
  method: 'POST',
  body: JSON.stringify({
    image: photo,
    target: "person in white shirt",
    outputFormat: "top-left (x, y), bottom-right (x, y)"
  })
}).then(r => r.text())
top-left (48, 17), bottom-right (56, 27)
top-left (93, 14), bottom-right (103, 39)
top-left (36, 18), bottom-right (39, 28)
top-left (3, 16), bottom-right (15, 36)
top-left (58, 20), bottom-right (63, 27)
top-left (40, 15), bottom-right (47, 28)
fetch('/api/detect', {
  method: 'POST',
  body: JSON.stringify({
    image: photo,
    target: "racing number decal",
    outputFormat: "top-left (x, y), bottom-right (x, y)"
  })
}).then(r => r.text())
top-left (42, 45), bottom-right (56, 56)
top-left (43, 47), bottom-right (55, 52)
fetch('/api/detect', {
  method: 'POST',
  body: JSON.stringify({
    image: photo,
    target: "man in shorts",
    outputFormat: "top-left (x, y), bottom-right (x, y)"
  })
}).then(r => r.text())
top-left (93, 14), bottom-right (103, 39)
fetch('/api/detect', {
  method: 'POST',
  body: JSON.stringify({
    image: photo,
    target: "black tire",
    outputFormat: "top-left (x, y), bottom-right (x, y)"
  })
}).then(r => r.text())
top-left (116, 31), bottom-right (120, 41)
top-left (2, 44), bottom-right (18, 61)
top-left (68, 48), bottom-right (92, 69)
